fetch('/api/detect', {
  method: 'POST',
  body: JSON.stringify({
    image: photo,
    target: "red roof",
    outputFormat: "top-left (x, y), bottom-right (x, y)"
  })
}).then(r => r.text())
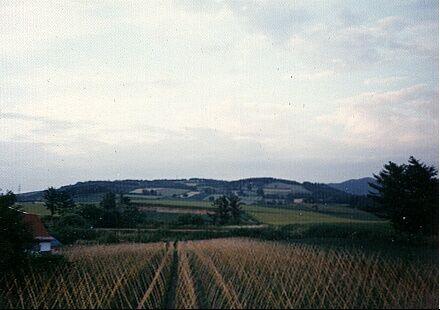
top-left (22, 213), bottom-right (54, 241)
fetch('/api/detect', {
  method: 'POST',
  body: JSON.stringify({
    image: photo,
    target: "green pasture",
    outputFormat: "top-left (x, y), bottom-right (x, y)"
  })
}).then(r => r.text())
top-left (243, 204), bottom-right (387, 226)
top-left (14, 202), bottom-right (51, 216)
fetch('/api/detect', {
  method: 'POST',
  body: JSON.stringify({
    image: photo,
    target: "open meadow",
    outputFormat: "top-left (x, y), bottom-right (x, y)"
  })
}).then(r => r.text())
top-left (243, 204), bottom-right (386, 225)
top-left (1, 239), bottom-right (437, 309)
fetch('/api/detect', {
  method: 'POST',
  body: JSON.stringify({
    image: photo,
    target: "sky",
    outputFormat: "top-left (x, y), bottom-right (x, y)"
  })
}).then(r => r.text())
top-left (0, 0), bottom-right (438, 192)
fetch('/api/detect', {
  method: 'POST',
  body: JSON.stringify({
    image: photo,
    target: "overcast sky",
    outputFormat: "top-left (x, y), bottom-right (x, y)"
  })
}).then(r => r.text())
top-left (1, 0), bottom-right (438, 192)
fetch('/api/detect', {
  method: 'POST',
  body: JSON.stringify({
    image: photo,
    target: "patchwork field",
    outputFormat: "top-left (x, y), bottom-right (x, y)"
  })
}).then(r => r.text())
top-left (1, 239), bottom-right (437, 309)
top-left (14, 200), bottom-right (385, 229)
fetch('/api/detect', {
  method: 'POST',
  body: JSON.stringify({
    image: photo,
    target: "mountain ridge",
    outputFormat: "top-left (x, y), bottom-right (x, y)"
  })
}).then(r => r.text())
top-left (327, 177), bottom-right (376, 196)
top-left (16, 177), bottom-right (373, 203)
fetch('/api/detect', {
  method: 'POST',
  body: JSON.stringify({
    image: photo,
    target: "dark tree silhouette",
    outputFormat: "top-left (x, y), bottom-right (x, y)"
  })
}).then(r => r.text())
top-left (369, 157), bottom-right (439, 235)
top-left (58, 190), bottom-right (76, 214)
top-left (208, 195), bottom-right (243, 225)
top-left (216, 196), bottom-right (231, 225)
top-left (208, 196), bottom-right (231, 225)
top-left (100, 192), bottom-right (116, 210)
top-left (119, 193), bottom-right (131, 205)
top-left (0, 191), bottom-right (34, 273)
top-left (228, 195), bottom-right (242, 224)
top-left (43, 187), bottom-right (60, 216)
top-left (44, 187), bottom-right (75, 216)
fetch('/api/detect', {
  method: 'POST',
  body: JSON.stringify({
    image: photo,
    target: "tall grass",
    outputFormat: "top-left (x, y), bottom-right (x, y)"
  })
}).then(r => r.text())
top-left (180, 238), bottom-right (438, 309)
top-left (1, 239), bottom-right (437, 309)
top-left (0, 243), bottom-right (173, 309)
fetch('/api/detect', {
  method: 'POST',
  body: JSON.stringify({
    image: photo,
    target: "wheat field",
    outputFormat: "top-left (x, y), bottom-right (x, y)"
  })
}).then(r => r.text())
top-left (0, 239), bottom-right (437, 309)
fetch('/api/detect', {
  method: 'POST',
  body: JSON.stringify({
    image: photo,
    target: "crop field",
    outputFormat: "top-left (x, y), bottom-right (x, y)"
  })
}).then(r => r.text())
top-left (1, 239), bottom-right (437, 309)
top-left (130, 198), bottom-right (214, 209)
top-left (243, 204), bottom-right (387, 225)
top-left (13, 202), bottom-right (51, 216)
top-left (287, 203), bottom-right (381, 221)
top-left (129, 188), bottom-right (191, 196)
top-left (0, 243), bottom-right (172, 309)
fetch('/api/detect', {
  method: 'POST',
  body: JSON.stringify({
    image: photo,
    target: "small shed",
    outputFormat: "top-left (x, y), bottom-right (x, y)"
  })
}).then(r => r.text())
top-left (22, 213), bottom-right (55, 253)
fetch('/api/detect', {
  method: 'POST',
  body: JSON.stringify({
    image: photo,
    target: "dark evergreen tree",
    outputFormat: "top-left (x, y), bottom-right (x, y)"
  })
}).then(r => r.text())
top-left (208, 196), bottom-right (231, 225)
top-left (43, 187), bottom-right (60, 216)
top-left (228, 195), bottom-right (242, 224)
top-left (369, 157), bottom-right (438, 235)
top-left (100, 192), bottom-right (116, 210)
top-left (58, 190), bottom-right (76, 214)
top-left (43, 187), bottom-right (75, 216)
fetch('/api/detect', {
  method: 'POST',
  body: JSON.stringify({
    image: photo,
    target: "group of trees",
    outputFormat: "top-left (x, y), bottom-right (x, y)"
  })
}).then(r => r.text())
top-left (43, 187), bottom-right (75, 216)
top-left (370, 156), bottom-right (438, 235)
top-left (208, 195), bottom-right (242, 225)
top-left (43, 188), bottom-right (138, 228)
top-left (48, 191), bottom-right (141, 243)
top-left (56, 191), bottom-right (139, 229)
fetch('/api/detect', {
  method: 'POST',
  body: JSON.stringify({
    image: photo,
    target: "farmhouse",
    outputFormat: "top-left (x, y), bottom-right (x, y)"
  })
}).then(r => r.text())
top-left (22, 213), bottom-right (55, 253)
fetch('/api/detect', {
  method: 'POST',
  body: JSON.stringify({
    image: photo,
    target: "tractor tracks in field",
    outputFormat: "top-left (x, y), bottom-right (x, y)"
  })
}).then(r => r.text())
top-left (165, 242), bottom-right (179, 309)
top-left (138, 240), bottom-right (241, 309)
top-left (136, 244), bottom-right (173, 309)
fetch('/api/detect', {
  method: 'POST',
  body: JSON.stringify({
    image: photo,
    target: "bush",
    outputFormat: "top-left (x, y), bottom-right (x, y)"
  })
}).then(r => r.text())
top-left (51, 227), bottom-right (97, 244)
top-left (27, 254), bottom-right (69, 270)
top-left (96, 231), bottom-right (120, 243)
top-left (77, 204), bottom-right (104, 227)
top-left (56, 213), bottom-right (88, 229)
top-left (176, 214), bottom-right (205, 226)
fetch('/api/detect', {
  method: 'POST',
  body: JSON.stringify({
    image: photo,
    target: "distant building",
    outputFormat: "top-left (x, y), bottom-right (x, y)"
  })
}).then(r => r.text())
top-left (22, 213), bottom-right (55, 253)
top-left (293, 198), bottom-right (305, 204)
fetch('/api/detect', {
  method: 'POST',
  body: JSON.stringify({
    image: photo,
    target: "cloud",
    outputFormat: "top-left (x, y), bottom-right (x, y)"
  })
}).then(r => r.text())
top-left (226, 1), bottom-right (311, 43)
top-left (294, 70), bottom-right (335, 81)
top-left (317, 84), bottom-right (439, 150)
top-left (296, 13), bottom-right (438, 69)
top-left (363, 76), bottom-right (406, 86)
top-left (0, 2), bottom-right (112, 58)
top-left (0, 1), bottom-right (437, 191)
top-left (0, 112), bottom-right (82, 130)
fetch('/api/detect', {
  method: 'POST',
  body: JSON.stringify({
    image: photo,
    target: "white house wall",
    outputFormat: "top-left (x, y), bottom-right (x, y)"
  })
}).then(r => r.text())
top-left (39, 242), bottom-right (51, 252)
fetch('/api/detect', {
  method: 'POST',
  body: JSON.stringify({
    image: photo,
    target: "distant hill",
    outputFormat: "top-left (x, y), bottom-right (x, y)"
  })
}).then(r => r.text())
top-left (16, 177), bottom-right (357, 204)
top-left (327, 177), bottom-right (376, 196)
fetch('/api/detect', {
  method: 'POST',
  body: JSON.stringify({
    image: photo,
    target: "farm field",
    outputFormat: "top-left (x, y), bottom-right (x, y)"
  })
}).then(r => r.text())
top-left (243, 204), bottom-right (387, 225)
top-left (13, 202), bottom-right (51, 216)
top-left (285, 203), bottom-right (381, 221)
top-left (130, 198), bottom-right (214, 209)
top-left (1, 239), bottom-right (437, 309)
top-left (14, 200), bottom-right (386, 228)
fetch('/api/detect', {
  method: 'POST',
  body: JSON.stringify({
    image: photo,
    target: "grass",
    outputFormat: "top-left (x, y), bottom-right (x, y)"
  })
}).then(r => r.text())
top-left (2, 239), bottom-right (436, 309)
top-left (13, 202), bottom-right (51, 216)
top-left (182, 238), bottom-right (437, 308)
top-left (243, 204), bottom-right (387, 226)
top-left (140, 211), bottom-right (183, 223)
top-left (0, 243), bottom-right (173, 309)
